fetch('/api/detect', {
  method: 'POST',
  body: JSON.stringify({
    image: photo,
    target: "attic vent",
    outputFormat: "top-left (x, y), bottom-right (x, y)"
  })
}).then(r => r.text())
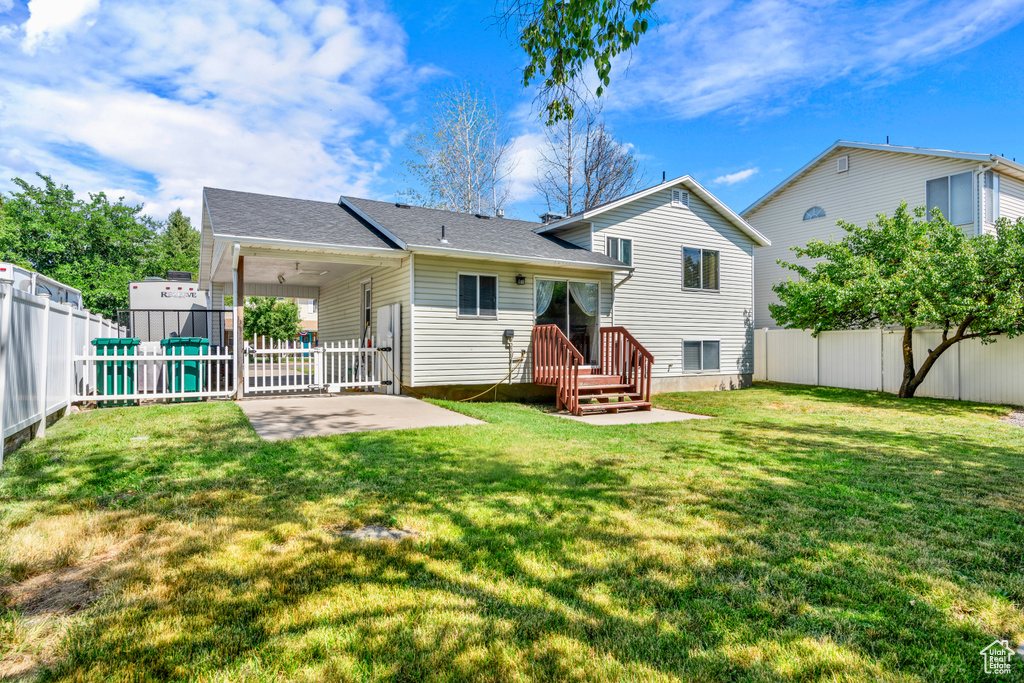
top-left (395, 202), bottom-right (411, 209)
top-left (474, 213), bottom-right (490, 219)
top-left (671, 189), bottom-right (689, 207)
top-left (836, 155), bottom-right (849, 173)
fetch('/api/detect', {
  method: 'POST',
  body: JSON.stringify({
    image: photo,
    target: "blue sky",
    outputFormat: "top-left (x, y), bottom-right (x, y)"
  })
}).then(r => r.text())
top-left (1, 0), bottom-right (1023, 226)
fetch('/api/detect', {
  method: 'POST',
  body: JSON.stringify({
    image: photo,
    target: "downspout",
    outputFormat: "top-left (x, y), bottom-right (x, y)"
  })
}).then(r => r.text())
top-left (975, 160), bottom-right (999, 236)
top-left (611, 270), bottom-right (634, 327)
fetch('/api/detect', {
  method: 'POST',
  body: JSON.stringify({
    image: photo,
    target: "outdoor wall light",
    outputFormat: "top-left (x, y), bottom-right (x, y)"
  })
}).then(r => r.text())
top-left (515, 274), bottom-right (526, 285)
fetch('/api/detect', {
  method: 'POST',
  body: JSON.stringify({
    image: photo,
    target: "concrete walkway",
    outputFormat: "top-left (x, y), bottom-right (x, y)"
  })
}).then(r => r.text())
top-left (238, 394), bottom-right (483, 441)
top-left (550, 407), bottom-right (711, 426)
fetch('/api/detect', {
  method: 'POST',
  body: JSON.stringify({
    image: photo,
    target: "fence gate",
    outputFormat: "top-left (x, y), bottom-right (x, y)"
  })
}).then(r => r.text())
top-left (243, 337), bottom-right (381, 395)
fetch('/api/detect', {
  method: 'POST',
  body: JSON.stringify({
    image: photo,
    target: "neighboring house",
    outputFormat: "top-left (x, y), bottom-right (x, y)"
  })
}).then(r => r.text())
top-left (198, 177), bottom-right (769, 414)
top-left (742, 141), bottom-right (1024, 328)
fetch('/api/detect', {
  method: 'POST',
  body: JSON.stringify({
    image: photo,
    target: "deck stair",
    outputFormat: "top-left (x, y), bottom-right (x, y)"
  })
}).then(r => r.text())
top-left (532, 325), bottom-right (654, 416)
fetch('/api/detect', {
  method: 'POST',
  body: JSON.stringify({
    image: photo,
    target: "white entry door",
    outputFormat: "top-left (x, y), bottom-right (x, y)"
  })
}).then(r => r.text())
top-left (375, 303), bottom-right (401, 394)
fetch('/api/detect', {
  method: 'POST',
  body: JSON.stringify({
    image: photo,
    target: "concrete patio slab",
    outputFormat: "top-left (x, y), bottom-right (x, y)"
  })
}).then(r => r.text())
top-left (238, 394), bottom-right (483, 441)
top-left (550, 407), bottom-right (711, 425)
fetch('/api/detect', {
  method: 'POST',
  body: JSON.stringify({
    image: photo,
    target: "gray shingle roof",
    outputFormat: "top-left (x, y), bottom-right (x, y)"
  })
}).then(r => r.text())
top-left (343, 197), bottom-right (626, 268)
top-left (202, 187), bottom-right (627, 268)
top-left (203, 187), bottom-right (400, 251)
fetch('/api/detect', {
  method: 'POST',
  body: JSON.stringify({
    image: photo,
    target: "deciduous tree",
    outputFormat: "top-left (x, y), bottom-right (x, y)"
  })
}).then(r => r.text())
top-left (535, 106), bottom-right (644, 215)
top-left (771, 203), bottom-right (1024, 398)
top-left (401, 84), bottom-right (514, 215)
top-left (0, 173), bottom-right (162, 316)
top-left (496, 0), bottom-right (657, 123)
top-left (242, 297), bottom-right (301, 341)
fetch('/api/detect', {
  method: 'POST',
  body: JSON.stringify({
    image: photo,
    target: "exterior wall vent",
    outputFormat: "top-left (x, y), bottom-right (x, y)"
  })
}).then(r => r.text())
top-left (836, 155), bottom-right (849, 173)
top-left (671, 189), bottom-right (689, 207)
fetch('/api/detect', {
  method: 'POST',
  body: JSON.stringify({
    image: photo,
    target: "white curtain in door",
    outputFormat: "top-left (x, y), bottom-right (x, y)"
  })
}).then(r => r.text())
top-left (568, 282), bottom-right (598, 317)
top-left (535, 279), bottom-right (556, 316)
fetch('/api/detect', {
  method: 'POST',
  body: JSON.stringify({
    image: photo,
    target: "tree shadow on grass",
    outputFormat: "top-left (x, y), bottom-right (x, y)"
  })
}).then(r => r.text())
top-left (3, 400), bottom-right (1023, 681)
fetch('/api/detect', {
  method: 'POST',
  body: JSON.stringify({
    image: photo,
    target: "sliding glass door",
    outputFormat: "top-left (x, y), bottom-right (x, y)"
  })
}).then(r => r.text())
top-left (535, 279), bottom-right (600, 364)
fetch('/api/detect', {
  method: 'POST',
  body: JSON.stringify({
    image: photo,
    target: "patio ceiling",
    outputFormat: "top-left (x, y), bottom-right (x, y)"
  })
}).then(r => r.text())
top-left (209, 244), bottom-right (404, 290)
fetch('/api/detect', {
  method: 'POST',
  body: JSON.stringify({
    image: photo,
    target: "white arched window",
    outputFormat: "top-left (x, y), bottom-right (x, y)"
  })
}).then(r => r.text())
top-left (803, 206), bottom-right (826, 221)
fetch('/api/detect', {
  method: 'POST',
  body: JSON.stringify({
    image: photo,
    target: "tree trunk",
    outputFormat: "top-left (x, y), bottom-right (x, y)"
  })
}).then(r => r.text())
top-left (899, 326), bottom-right (917, 398)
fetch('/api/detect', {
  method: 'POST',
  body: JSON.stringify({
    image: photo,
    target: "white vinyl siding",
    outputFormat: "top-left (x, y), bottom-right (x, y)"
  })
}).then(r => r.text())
top-left (998, 173), bottom-right (1024, 224)
top-left (592, 186), bottom-right (757, 378)
top-left (318, 259), bottom-right (412, 385)
top-left (553, 223), bottom-right (593, 249)
top-left (412, 254), bottom-right (612, 386)
top-left (744, 147), bottom-right (982, 328)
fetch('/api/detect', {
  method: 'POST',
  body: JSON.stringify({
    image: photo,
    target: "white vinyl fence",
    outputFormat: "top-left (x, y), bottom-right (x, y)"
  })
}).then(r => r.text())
top-left (0, 283), bottom-right (121, 464)
top-left (754, 327), bottom-right (1024, 405)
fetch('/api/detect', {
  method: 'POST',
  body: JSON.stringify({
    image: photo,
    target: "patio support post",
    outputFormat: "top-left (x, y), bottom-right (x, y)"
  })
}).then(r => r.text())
top-left (233, 248), bottom-right (244, 399)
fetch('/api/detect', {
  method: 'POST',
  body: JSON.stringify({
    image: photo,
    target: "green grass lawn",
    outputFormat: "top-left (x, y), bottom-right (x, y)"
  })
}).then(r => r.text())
top-left (1, 384), bottom-right (1023, 682)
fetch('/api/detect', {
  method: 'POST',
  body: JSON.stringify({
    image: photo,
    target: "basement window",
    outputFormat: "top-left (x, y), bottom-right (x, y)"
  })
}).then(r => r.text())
top-left (458, 274), bottom-right (497, 318)
top-left (683, 340), bottom-right (720, 372)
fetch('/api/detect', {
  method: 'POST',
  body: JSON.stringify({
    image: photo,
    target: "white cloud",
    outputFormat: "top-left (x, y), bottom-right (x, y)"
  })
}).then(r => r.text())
top-left (609, 0), bottom-right (1024, 119)
top-left (713, 167), bottom-right (758, 186)
top-left (22, 0), bottom-right (101, 54)
top-left (0, 0), bottom-right (424, 223)
top-left (0, 0), bottom-right (14, 13)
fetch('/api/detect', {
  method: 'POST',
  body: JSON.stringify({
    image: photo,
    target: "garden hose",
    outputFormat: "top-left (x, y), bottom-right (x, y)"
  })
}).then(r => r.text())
top-left (373, 348), bottom-right (524, 402)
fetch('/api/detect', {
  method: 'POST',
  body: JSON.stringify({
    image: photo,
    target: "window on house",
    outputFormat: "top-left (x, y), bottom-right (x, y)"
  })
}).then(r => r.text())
top-left (361, 282), bottom-right (371, 340)
top-left (803, 206), bottom-right (826, 221)
top-left (985, 170), bottom-right (1000, 223)
top-left (682, 247), bottom-right (720, 290)
top-left (458, 274), bottom-right (498, 317)
top-left (683, 340), bottom-right (720, 372)
top-left (606, 236), bottom-right (633, 266)
top-left (926, 171), bottom-right (973, 224)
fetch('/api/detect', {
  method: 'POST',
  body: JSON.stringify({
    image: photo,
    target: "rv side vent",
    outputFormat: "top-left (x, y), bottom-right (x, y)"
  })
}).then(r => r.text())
top-left (836, 155), bottom-right (849, 173)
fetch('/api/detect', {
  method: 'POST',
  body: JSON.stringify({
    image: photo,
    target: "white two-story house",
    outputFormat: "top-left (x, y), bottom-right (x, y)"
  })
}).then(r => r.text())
top-left (742, 141), bottom-right (1024, 328)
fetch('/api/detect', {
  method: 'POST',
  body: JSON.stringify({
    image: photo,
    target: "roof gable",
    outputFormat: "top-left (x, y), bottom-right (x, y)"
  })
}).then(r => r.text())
top-left (535, 176), bottom-right (770, 247)
top-left (741, 140), bottom-right (1024, 217)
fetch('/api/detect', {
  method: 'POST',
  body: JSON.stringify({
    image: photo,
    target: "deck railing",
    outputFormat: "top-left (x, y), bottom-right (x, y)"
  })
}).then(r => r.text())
top-left (598, 325), bottom-right (655, 405)
top-left (531, 324), bottom-right (584, 413)
top-left (599, 326), bottom-right (654, 405)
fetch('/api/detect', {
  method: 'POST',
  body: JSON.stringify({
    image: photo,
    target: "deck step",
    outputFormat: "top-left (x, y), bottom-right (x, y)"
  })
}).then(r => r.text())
top-left (578, 384), bottom-right (635, 393)
top-left (579, 392), bottom-right (641, 401)
top-left (577, 374), bottom-right (625, 386)
top-left (578, 400), bottom-right (652, 413)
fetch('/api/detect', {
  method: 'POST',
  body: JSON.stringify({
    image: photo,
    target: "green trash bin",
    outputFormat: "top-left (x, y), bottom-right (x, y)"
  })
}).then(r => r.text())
top-left (92, 338), bottom-right (140, 407)
top-left (161, 337), bottom-right (210, 402)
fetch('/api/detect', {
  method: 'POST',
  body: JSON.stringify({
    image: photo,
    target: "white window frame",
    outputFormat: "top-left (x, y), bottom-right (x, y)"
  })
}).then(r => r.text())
top-left (457, 272), bottom-right (499, 319)
top-left (606, 236), bottom-right (633, 266)
top-left (925, 171), bottom-right (975, 225)
top-left (682, 339), bottom-right (721, 373)
top-left (802, 206), bottom-right (826, 221)
top-left (681, 246), bottom-right (721, 292)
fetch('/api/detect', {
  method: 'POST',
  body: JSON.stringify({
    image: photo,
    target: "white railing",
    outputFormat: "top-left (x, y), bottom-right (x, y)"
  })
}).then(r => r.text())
top-left (243, 337), bottom-right (380, 395)
top-left (0, 283), bottom-right (123, 465)
top-left (73, 344), bottom-right (235, 402)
